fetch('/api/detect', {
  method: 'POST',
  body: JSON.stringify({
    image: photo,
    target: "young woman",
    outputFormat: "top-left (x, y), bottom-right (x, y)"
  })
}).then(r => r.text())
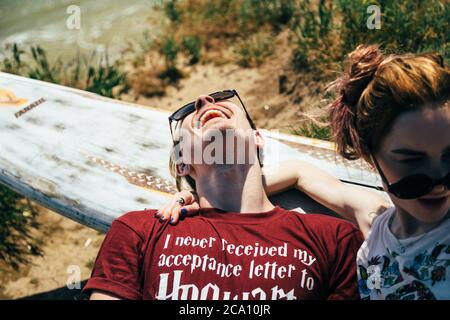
top-left (158, 45), bottom-right (450, 299)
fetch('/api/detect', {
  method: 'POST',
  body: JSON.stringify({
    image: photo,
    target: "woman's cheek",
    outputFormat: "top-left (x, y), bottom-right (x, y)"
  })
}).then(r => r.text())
top-left (392, 195), bottom-right (450, 223)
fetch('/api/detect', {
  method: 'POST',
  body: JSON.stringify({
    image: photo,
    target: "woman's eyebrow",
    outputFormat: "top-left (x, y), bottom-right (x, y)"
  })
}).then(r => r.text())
top-left (391, 146), bottom-right (450, 155)
top-left (390, 149), bottom-right (426, 156)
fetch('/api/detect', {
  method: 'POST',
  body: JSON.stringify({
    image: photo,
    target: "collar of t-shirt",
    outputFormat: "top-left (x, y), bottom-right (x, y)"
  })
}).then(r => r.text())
top-left (197, 205), bottom-right (285, 224)
top-left (383, 208), bottom-right (450, 249)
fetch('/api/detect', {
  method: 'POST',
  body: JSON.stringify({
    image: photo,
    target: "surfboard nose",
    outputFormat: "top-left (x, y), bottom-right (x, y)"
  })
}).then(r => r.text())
top-left (194, 95), bottom-right (215, 111)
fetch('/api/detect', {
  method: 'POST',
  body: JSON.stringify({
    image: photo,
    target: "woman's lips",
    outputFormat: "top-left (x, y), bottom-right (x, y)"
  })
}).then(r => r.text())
top-left (417, 196), bottom-right (448, 211)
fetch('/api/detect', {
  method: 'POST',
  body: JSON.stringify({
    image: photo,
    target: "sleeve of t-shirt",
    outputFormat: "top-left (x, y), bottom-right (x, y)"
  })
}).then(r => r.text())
top-left (327, 229), bottom-right (364, 300)
top-left (82, 219), bottom-right (145, 300)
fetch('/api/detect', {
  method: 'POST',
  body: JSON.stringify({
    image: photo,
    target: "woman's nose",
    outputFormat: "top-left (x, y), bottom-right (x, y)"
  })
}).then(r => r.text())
top-left (429, 183), bottom-right (446, 196)
top-left (195, 95), bottom-right (215, 111)
top-left (428, 164), bottom-right (448, 194)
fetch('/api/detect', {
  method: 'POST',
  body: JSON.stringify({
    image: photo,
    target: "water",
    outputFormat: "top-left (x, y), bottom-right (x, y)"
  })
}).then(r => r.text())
top-left (0, 0), bottom-right (161, 61)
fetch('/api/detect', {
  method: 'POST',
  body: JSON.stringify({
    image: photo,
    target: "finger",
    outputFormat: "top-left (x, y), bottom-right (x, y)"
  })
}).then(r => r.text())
top-left (155, 205), bottom-right (169, 218)
top-left (170, 202), bottom-right (200, 225)
top-left (158, 190), bottom-right (193, 216)
top-left (160, 202), bottom-right (177, 222)
top-left (170, 201), bottom-right (200, 225)
top-left (169, 205), bottom-right (182, 225)
top-left (177, 190), bottom-right (196, 205)
top-left (158, 190), bottom-right (197, 223)
top-left (156, 190), bottom-right (187, 218)
top-left (180, 202), bottom-right (200, 218)
top-left (156, 196), bottom-right (179, 218)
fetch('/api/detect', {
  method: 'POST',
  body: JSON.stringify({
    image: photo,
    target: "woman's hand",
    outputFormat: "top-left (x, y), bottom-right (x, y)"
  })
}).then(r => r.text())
top-left (156, 190), bottom-right (200, 225)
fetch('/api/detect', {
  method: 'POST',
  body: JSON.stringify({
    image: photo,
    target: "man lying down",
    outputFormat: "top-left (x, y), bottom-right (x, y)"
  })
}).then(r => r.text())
top-left (83, 91), bottom-right (365, 300)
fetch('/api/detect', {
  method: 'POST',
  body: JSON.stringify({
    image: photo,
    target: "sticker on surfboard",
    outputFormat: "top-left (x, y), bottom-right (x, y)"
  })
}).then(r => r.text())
top-left (84, 153), bottom-right (177, 195)
top-left (0, 88), bottom-right (28, 106)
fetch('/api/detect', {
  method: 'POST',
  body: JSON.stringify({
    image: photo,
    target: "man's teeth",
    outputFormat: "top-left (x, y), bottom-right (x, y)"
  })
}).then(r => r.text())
top-left (200, 109), bottom-right (227, 126)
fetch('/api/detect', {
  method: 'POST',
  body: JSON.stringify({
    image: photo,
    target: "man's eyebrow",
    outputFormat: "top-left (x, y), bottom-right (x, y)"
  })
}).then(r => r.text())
top-left (390, 149), bottom-right (426, 156)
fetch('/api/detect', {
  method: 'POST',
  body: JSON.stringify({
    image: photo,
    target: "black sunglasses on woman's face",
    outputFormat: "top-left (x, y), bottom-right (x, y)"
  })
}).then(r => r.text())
top-left (168, 89), bottom-right (256, 142)
top-left (371, 153), bottom-right (450, 199)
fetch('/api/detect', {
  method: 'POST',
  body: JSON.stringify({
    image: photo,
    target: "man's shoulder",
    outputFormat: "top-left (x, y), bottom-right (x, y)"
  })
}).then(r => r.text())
top-left (284, 210), bottom-right (362, 241)
top-left (112, 209), bottom-right (159, 238)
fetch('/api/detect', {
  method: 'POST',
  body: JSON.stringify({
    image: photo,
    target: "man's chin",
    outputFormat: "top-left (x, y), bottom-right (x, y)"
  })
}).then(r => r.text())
top-left (201, 124), bottom-right (237, 137)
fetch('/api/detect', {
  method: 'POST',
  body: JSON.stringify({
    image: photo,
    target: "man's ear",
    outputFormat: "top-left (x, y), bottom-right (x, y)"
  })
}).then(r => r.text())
top-left (176, 162), bottom-right (192, 177)
top-left (254, 130), bottom-right (265, 148)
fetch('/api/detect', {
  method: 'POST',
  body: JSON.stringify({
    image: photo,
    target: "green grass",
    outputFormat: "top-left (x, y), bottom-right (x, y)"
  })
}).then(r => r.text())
top-left (159, 0), bottom-right (448, 70)
top-left (292, 120), bottom-right (332, 141)
top-left (157, 0), bottom-right (296, 64)
top-left (181, 35), bottom-right (202, 65)
top-left (1, 44), bottom-right (129, 98)
top-left (291, 0), bottom-right (449, 71)
top-left (238, 0), bottom-right (296, 31)
top-left (85, 258), bottom-right (95, 270)
top-left (235, 32), bottom-right (274, 68)
top-left (0, 185), bottom-right (41, 270)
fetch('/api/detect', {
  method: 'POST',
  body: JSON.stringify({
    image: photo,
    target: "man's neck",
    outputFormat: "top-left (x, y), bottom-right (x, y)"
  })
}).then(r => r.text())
top-left (196, 163), bottom-right (274, 213)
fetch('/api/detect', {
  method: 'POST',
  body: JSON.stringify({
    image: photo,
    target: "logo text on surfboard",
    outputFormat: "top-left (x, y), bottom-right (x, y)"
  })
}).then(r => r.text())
top-left (15, 98), bottom-right (46, 118)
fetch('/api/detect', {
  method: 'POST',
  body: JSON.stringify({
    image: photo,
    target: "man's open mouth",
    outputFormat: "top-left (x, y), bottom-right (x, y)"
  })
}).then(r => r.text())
top-left (199, 109), bottom-right (229, 127)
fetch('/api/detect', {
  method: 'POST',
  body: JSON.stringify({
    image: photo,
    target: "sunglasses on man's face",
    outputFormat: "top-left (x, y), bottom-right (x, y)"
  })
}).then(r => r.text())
top-left (168, 89), bottom-right (256, 141)
top-left (371, 154), bottom-right (450, 199)
top-left (168, 89), bottom-right (262, 166)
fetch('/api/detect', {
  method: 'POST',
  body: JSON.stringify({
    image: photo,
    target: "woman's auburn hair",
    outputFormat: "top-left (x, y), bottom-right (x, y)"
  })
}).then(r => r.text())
top-left (328, 44), bottom-right (450, 163)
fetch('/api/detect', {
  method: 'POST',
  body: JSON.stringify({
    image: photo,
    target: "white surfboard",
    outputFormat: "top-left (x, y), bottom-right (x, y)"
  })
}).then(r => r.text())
top-left (0, 72), bottom-right (384, 233)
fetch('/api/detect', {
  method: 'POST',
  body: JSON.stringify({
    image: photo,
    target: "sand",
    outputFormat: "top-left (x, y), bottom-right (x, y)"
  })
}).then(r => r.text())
top-left (0, 203), bottom-right (104, 299)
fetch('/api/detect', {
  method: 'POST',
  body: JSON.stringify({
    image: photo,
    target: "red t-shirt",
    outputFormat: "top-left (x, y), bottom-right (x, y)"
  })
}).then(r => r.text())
top-left (83, 206), bottom-right (363, 300)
